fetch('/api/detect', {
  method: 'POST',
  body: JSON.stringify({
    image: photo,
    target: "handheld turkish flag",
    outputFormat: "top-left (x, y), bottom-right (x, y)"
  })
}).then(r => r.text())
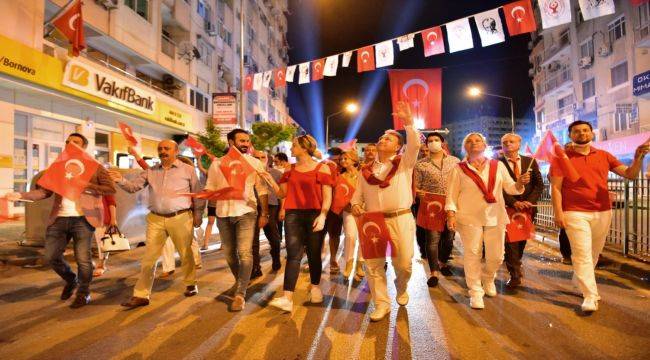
top-left (357, 45), bottom-right (375, 73)
top-left (37, 142), bottom-right (99, 200)
top-left (331, 176), bottom-right (355, 215)
top-left (355, 212), bottom-right (395, 259)
top-left (416, 193), bottom-right (446, 232)
top-left (118, 122), bottom-right (138, 146)
top-left (506, 207), bottom-right (534, 242)
top-left (524, 143), bottom-right (533, 156)
top-left (503, 0), bottom-right (537, 36)
top-left (274, 68), bottom-right (287, 88)
top-left (184, 136), bottom-right (211, 158)
top-left (388, 69), bottom-right (442, 130)
top-left (244, 74), bottom-right (254, 91)
top-left (178, 187), bottom-right (239, 201)
top-left (51, 0), bottom-right (86, 56)
top-left (219, 147), bottom-right (256, 192)
top-left (534, 131), bottom-right (580, 182)
top-left (421, 26), bottom-right (445, 57)
top-left (312, 59), bottom-right (325, 81)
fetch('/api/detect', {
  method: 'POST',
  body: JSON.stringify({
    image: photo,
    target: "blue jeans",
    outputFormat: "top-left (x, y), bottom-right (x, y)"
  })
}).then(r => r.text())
top-left (216, 211), bottom-right (257, 297)
top-left (44, 217), bottom-right (95, 296)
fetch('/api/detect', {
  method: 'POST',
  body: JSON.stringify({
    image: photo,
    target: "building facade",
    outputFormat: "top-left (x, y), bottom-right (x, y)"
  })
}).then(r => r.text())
top-left (529, 0), bottom-right (649, 159)
top-left (445, 116), bottom-right (535, 157)
top-left (0, 0), bottom-right (292, 216)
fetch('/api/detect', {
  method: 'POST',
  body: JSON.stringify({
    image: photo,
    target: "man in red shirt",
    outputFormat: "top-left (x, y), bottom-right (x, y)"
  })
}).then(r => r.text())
top-left (550, 120), bottom-right (648, 313)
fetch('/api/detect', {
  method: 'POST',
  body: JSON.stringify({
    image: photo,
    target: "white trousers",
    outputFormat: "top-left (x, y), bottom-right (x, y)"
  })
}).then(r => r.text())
top-left (342, 211), bottom-right (363, 263)
top-left (365, 213), bottom-right (415, 308)
top-left (563, 210), bottom-right (612, 300)
top-left (160, 231), bottom-right (202, 272)
top-left (457, 224), bottom-right (505, 298)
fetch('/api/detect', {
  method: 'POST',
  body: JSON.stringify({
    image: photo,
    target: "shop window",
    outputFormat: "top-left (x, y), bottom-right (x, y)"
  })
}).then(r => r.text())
top-left (610, 62), bottom-right (628, 87)
top-left (125, 0), bottom-right (149, 21)
top-left (607, 16), bottom-right (626, 43)
top-left (95, 132), bottom-right (109, 148)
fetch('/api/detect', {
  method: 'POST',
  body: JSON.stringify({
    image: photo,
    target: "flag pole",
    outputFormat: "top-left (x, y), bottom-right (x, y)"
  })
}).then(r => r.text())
top-left (43, 0), bottom-right (76, 27)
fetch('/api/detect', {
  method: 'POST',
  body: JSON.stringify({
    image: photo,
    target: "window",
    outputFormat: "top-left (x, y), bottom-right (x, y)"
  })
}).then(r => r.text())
top-left (124, 0), bottom-right (149, 21)
top-left (580, 39), bottom-right (593, 58)
top-left (610, 62), bottom-right (628, 87)
top-left (190, 89), bottom-right (209, 113)
top-left (614, 104), bottom-right (633, 132)
top-left (607, 16), bottom-right (626, 43)
top-left (86, 46), bottom-right (127, 72)
top-left (536, 110), bottom-right (545, 124)
top-left (582, 78), bottom-right (595, 99)
top-left (558, 94), bottom-right (573, 110)
top-left (640, 3), bottom-right (650, 26)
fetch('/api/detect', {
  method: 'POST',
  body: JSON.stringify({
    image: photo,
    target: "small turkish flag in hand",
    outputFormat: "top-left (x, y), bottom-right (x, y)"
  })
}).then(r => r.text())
top-left (357, 45), bottom-right (376, 73)
top-left (118, 122), bottom-right (138, 146)
top-left (416, 193), bottom-right (446, 232)
top-left (37, 142), bottom-right (99, 200)
top-left (506, 207), bottom-right (534, 242)
top-left (219, 147), bottom-right (256, 192)
top-left (331, 176), bottom-right (355, 215)
top-left (535, 131), bottom-right (580, 182)
top-left (185, 136), bottom-right (211, 158)
top-left (355, 212), bottom-right (394, 259)
top-left (51, 0), bottom-right (86, 56)
top-left (503, 0), bottom-right (537, 36)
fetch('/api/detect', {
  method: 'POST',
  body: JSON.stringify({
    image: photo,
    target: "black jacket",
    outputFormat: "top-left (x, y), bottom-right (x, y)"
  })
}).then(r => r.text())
top-left (498, 155), bottom-right (544, 210)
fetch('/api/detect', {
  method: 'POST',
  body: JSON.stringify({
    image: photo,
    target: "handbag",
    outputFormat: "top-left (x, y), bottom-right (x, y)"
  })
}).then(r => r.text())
top-left (101, 225), bottom-right (130, 252)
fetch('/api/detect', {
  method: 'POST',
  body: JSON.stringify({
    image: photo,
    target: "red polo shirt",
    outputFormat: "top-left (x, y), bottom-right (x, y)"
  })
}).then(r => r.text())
top-left (550, 147), bottom-right (623, 212)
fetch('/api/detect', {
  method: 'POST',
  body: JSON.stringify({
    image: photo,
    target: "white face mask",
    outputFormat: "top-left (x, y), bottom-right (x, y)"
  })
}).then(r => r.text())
top-left (428, 141), bottom-right (443, 153)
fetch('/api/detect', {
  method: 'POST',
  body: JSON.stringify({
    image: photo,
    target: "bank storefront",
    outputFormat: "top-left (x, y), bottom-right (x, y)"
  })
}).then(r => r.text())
top-left (0, 34), bottom-right (200, 216)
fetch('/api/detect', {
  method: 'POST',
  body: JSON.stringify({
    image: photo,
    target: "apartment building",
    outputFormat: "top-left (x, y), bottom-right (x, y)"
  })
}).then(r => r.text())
top-left (0, 0), bottom-right (292, 216)
top-left (445, 116), bottom-right (535, 157)
top-left (529, 0), bottom-right (649, 160)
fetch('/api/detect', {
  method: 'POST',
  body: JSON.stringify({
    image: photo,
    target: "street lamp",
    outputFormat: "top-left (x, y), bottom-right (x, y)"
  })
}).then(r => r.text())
top-left (467, 86), bottom-right (515, 133)
top-left (325, 101), bottom-right (359, 148)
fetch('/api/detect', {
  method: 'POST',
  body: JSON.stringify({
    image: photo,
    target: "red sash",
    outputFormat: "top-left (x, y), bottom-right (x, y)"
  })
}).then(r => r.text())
top-left (361, 156), bottom-right (401, 188)
top-left (458, 159), bottom-right (498, 204)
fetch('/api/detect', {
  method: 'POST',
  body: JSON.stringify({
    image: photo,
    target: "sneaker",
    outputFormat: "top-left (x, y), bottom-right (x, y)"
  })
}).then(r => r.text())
top-left (269, 296), bottom-right (293, 312)
top-left (231, 295), bottom-right (246, 311)
top-left (581, 297), bottom-right (598, 313)
top-left (370, 304), bottom-right (390, 322)
top-left (396, 291), bottom-right (409, 306)
top-left (470, 296), bottom-right (485, 309)
top-left (60, 280), bottom-right (78, 300)
top-left (70, 294), bottom-right (90, 309)
top-left (483, 280), bottom-right (497, 297)
top-left (310, 286), bottom-right (323, 304)
top-left (250, 267), bottom-right (263, 280)
top-left (184, 285), bottom-right (199, 297)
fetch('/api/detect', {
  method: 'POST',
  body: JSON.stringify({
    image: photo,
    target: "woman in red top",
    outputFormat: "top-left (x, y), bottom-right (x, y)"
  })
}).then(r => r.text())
top-left (264, 135), bottom-right (333, 312)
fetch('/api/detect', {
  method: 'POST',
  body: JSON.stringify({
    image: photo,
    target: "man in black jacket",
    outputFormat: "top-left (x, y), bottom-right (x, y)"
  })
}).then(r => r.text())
top-left (499, 133), bottom-right (544, 290)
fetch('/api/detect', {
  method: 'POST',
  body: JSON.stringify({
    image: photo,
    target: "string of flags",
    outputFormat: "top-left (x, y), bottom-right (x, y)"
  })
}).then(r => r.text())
top-left (244, 0), bottom-right (624, 93)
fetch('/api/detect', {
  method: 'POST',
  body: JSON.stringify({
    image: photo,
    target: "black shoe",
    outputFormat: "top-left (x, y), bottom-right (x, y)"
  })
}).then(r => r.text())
top-left (184, 285), bottom-right (199, 297)
top-left (427, 276), bottom-right (439, 288)
top-left (271, 261), bottom-right (281, 271)
top-left (561, 257), bottom-right (572, 265)
top-left (505, 277), bottom-right (522, 290)
top-left (250, 268), bottom-right (263, 279)
top-left (70, 294), bottom-right (90, 308)
top-left (60, 281), bottom-right (78, 300)
top-left (440, 266), bottom-right (453, 277)
top-left (121, 296), bottom-right (150, 309)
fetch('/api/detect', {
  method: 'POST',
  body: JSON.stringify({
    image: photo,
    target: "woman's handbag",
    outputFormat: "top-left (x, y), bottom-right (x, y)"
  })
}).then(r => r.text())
top-left (101, 225), bottom-right (130, 252)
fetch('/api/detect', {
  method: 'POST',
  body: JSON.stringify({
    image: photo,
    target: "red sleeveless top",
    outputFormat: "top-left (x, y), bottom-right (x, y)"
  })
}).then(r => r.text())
top-left (280, 163), bottom-right (335, 210)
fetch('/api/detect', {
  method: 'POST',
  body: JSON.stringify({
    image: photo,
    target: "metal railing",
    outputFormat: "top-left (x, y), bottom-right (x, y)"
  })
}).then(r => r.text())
top-left (534, 175), bottom-right (650, 260)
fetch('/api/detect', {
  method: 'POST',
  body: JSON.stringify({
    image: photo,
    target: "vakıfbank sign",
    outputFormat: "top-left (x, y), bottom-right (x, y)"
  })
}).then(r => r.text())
top-left (62, 59), bottom-right (156, 114)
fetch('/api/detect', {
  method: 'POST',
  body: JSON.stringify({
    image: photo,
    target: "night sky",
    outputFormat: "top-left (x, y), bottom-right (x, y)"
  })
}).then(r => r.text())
top-left (285, 0), bottom-right (535, 145)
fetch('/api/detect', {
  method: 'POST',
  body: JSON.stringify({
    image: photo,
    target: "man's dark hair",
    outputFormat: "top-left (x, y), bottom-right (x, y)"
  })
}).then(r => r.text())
top-left (568, 120), bottom-right (593, 133)
top-left (426, 133), bottom-right (445, 143)
top-left (327, 147), bottom-right (343, 156)
top-left (363, 144), bottom-right (377, 152)
top-left (227, 128), bottom-right (249, 142)
top-left (274, 152), bottom-right (289, 162)
top-left (67, 132), bottom-right (89, 147)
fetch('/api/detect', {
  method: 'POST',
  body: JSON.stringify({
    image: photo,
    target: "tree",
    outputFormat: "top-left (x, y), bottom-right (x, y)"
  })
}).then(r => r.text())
top-left (250, 122), bottom-right (296, 151)
top-left (196, 122), bottom-right (228, 168)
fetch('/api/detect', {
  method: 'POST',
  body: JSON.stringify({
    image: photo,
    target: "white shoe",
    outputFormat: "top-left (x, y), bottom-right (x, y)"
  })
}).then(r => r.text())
top-left (396, 291), bottom-right (409, 306)
top-left (470, 296), bottom-right (485, 309)
top-left (269, 297), bottom-right (293, 312)
top-left (483, 280), bottom-right (497, 297)
top-left (370, 304), bottom-right (391, 321)
top-left (310, 286), bottom-right (323, 304)
top-left (581, 297), bottom-right (598, 313)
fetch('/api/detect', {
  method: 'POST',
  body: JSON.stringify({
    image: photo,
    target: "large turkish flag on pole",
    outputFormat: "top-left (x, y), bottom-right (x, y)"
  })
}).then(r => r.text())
top-left (388, 69), bottom-right (442, 130)
top-left (37, 142), bottom-right (99, 200)
top-left (51, 0), bottom-right (86, 56)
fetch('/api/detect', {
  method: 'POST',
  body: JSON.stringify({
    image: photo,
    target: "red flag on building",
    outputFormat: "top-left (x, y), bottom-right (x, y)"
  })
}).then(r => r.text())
top-left (244, 74), bottom-right (254, 91)
top-left (506, 207), bottom-right (535, 242)
top-left (503, 0), bottom-right (537, 36)
top-left (274, 68), bottom-right (287, 88)
top-left (421, 26), bottom-right (445, 57)
top-left (219, 147), bottom-right (256, 192)
top-left (330, 176), bottom-right (355, 215)
top-left (37, 142), bottom-right (99, 200)
top-left (357, 45), bottom-right (376, 73)
top-left (416, 193), bottom-right (446, 232)
top-left (312, 59), bottom-right (325, 81)
top-left (355, 212), bottom-right (394, 259)
top-left (388, 69), bottom-right (442, 130)
top-left (534, 131), bottom-right (580, 182)
top-left (50, 0), bottom-right (86, 56)
top-left (118, 122), bottom-right (138, 146)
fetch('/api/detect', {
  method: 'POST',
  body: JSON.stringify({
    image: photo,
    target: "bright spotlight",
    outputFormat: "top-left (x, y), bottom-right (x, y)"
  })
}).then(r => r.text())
top-left (468, 87), bottom-right (482, 97)
top-left (345, 102), bottom-right (359, 114)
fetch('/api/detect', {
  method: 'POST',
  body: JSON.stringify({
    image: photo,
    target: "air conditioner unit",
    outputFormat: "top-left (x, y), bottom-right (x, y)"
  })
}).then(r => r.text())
top-left (578, 56), bottom-right (592, 68)
top-left (547, 61), bottom-right (561, 72)
top-left (598, 44), bottom-right (611, 57)
top-left (95, 0), bottom-right (118, 10)
top-left (204, 20), bottom-right (217, 36)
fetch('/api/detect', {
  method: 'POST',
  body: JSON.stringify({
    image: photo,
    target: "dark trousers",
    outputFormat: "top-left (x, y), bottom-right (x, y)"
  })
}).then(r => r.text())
top-left (425, 226), bottom-right (455, 272)
top-left (438, 228), bottom-right (454, 264)
top-left (252, 205), bottom-right (282, 270)
top-left (44, 217), bottom-right (95, 296)
top-left (504, 240), bottom-right (527, 279)
top-left (283, 210), bottom-right (324, 291)
top-left (412, 202), bottom-right (427, 259)
top-left (559, 229), bottom-right (571, 259)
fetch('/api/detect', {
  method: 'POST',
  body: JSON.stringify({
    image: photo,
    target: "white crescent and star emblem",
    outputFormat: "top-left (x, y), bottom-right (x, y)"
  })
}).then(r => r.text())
top-left (64, 159), bottom-right (85, 180)
top-left (228, 160), bottom-right (243, 176)
top-left (511, 212), bottom-right (527, 229)
top-left (402, 78), bottom-right (430, 109)
top-left (426, 201), bottom-right (443, 217)
top-left (361, 51), bottom-right (370, 63)
top-left (340, 183), bottom-right (350, 197)
top-left (362, 221), bottom-right (382, 244)
top-left (426, 31), bottom-right (438, 45)
top-left (68, 13), bottom-right (80, 31)
top-left (511, 6), bottom-right (526, 23)
top-left (277, 71), bottom-right (284, 79)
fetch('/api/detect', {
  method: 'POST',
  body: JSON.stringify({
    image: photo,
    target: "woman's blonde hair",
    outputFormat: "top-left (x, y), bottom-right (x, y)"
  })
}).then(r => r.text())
top-left (295, 135), bottom-right (318, 157)
top-left (462, 132), bottom-right (487, 146)
top-left (342, 149), bottom-right (360, 168)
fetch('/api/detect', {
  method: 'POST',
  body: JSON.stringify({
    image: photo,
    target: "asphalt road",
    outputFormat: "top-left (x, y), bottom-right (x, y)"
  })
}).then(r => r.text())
top-left (0, 237), bottom-right (648, 360)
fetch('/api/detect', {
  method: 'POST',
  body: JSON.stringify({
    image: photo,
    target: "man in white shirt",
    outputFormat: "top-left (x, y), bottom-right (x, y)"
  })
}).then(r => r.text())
top-left (351, 101), bottom-right (420, 322)
top-left (204, 129), bottom-right (270, 311)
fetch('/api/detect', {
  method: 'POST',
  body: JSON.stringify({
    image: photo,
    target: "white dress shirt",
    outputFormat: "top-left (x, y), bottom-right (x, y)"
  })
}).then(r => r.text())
top-left (445, 161), bottom-right (523, 227)
top-left (204, 154), bottom-right (268, 218)
top-left (351, 125), bottom-right (420, 212)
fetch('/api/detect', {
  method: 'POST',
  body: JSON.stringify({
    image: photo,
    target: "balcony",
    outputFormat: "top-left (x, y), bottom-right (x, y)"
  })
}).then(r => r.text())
top-left (541, 68), bottom-right (572, 96)
top-left (541, 31), bottom-right (570, 66)
top-left (161, 33), bottom-right (176, 58)
top-left (161, 0), bottom-right (191, 32)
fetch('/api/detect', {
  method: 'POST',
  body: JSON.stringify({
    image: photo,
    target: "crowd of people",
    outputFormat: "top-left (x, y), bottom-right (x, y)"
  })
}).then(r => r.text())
top-left (3, 101), bottom-right (648, 321)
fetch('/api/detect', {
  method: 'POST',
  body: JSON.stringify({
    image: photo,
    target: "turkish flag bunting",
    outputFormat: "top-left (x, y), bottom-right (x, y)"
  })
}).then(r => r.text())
top-left (388, 69), bottom-right (442, 130)
top-left (185, 136), bottom-right (212, 158)
top-left (37, 142), bottom-right (99, 200)
top-left (219, 147), bottom-right (256, 193)
top-left (506, 207), bottom-right (535, 242)
top-left (274, 68), bottom-right (286, 88)
top-left (534, 131), bottom-right (580, 182)
top-left (357, 45), bottom-right (375, 73)
top-left (416, 193), bottom-right (446, 232)
top-left (118, 122), bottom-right (138, 146)
top-left (355, 212), bottom-right (395, 259)
top-left (312, 58), bottom-right (325, 81)
top-left (244, 74), bottom-right (254, 91)
top-left (330, 176), bottom-right (355, 215)
top-left (421, 26), bottom-right (445, 57)
top-left (51, 0), bottom-right (86, 56)
top-left (503, 0), bottom-right (537, 36)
